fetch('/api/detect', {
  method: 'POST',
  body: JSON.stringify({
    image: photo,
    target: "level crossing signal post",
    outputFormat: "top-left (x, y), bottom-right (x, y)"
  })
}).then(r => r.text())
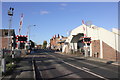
top-left (16, 35), bottom-right (28, 49)
top-left (82, 37), bottom-right (91, 57)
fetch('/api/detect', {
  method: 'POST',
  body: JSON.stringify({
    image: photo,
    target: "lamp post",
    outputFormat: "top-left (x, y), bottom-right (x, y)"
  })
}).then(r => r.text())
top-left (27, 25), bottom-right (36, 51)
top-left (28, 25), bottom-right (36, 41)
top-left (8, 7), bottom-right (14, 49)
top-left (2, 7), bottom-right (14, 74)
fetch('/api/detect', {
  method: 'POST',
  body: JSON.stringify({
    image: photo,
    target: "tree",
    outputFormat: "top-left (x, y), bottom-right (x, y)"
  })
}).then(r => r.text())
top-left (42, 40), bottom-right (47, 49)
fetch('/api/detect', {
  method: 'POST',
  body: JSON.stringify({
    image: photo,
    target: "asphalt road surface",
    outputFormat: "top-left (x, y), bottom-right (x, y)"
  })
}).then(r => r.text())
top-left (29, 49), bottom-right (120, 80)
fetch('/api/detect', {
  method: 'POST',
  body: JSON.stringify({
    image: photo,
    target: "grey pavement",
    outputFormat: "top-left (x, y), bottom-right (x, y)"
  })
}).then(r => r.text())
top-left (2, 57), bottom-right (34, 80)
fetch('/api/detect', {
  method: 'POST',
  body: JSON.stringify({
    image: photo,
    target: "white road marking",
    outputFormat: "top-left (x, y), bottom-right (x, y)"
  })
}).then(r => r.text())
top-left (62, 61), bottom-right (109, 80)
top-left (68, 58), bottom-right (75, 60)
top-left (49, 54), bottom-right (109, 80)
top-left (82, 67), bottom-right (90, 71)
top-left (64, 56), bottom-right (118, 74)
top-left (76, 59), bottom-right (118, 74)
top-left (32, 55), bottom-right (36, 80)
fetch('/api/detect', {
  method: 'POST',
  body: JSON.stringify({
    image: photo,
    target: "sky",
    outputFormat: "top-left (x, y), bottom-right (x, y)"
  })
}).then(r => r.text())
top-left (1, 2), bottom-right (118, 44)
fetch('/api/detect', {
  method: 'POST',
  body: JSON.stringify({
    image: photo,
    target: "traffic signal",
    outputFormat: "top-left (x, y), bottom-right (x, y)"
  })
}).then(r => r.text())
top-left (81, 37), bottom-right (91, 44)
top-left (84, 38), bottom-right (91, 42)
top-left (18, 37), bottom-right (27, 41)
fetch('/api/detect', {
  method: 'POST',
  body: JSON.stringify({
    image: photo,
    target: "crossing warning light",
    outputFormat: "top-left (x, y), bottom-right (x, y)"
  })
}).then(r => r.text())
top-left (18, 37), bottom-right (27, 41)
top-left (81, 37), bottom-right (91, 43)
top-left (16, 35), bottom-right (28, 43)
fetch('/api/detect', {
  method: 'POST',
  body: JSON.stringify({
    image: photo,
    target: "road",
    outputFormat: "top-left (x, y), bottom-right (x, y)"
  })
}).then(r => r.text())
top-left (29, 49), bottom-right (119, 80)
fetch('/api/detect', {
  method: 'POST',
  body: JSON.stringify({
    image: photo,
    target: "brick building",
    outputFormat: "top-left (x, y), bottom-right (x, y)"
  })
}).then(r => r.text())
top-left (50, 34), bottom-right (67, 51)
top-left (62, 23), bottom-right (120, 61)
top-left (0, 29), bottom-right (16, 50)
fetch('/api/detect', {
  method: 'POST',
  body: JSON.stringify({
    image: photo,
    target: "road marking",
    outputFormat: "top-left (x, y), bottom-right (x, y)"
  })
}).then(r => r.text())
top-left (32, 55), bottom-right (36, 80)
top-left (68, 58), bottom-right (75, 60)
top-left (64, 56), bottom-right (118, 74)
top-left (82, 67), bottom-right (90, 71)
top-left (49, 54), bottom-right (109, 80)
top-left (76, 60), bottom-right (118, 74)
top-left (62, 61), bottom-right (109, 80)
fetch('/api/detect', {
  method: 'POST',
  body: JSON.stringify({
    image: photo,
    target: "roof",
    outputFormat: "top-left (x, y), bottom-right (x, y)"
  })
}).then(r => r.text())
top-left (0, 29), bottom-right (15, 37)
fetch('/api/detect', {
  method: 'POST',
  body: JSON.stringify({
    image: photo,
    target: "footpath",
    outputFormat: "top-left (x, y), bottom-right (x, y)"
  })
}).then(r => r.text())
top-left (55, 52), bottom-right (120, 66)
top-left (1, 53), bottom-right (34, 80)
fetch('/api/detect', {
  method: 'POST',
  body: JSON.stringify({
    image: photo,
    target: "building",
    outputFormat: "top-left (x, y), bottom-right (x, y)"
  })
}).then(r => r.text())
top-left (50, 34), bottom-right (67, 51)
top-left (62, 23), bottom-right (120, 61)
top-left (0, 29), bottom-right (16, 50)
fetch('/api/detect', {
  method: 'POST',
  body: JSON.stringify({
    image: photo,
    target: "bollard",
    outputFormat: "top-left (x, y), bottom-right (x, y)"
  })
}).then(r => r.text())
top-left (12, 51), bottom-right (14, 58)
top-left (1, 49), bottom-right (6, 74)
top-left (2, 58), bottom-right (6, 73)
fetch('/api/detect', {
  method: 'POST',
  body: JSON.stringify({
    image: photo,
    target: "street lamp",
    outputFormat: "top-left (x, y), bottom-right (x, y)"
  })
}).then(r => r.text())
top-left (8, 7), bottom-right (14, 49)
top-left (26, 25), bottom-right (36, 53)
top-left (28, 25), bottom-right (36, 41)
top-left (2, 7), bottom-right (14, 74)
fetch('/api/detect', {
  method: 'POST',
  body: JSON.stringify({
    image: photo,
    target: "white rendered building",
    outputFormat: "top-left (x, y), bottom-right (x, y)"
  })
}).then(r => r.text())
top-left (62, 24), bottom-right (120, 61)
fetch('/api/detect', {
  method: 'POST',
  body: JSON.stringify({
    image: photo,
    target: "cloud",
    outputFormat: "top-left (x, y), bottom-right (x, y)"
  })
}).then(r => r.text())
top-left (60, 3), bottom-right (67, 7)
top-left (40, 10), bottom-right (49, 15)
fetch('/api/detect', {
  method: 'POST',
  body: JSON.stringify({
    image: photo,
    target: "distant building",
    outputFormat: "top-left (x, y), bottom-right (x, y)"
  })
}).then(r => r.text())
top-left (0, 29), bottom-right (16, 50)
top-left (50, 34), bottom-right (67, 51)
top-left (63, 23), bottom-right (120, 61)
top-left (36, 45), bottom-right (42, 49)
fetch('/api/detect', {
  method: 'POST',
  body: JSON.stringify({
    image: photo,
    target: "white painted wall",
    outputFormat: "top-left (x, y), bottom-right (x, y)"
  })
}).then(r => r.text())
top-left (63, 24), bottom-right (120, 56)
top-left (98, 28), bottom-right (120, 52)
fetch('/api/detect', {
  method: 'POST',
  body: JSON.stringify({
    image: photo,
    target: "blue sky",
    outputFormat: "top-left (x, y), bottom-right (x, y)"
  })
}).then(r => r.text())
top-left (2, 2), bottom-right (118, 44)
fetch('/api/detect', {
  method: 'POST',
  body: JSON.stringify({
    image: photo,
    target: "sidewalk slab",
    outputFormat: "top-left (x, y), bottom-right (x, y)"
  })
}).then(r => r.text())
top-left (2, 58), bottom-right (34, 80)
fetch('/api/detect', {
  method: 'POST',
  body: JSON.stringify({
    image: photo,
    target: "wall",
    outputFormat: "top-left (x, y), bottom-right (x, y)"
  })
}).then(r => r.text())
top-left (91, 40), bottom-right (100, 58)
top-left (99, 28), bottom-right (120, 52)
top-left (102, 41), bottom-right (120, 61)
top-left (50, 37), bottom-right (67, 50)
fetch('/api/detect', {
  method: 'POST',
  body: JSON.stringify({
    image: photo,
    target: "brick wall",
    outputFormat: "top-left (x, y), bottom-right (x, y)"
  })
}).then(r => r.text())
top-left (102, 41), bottom-right (120, 61)
top-left (50, 37), bottom-right (67, 50)
top-left (116, 51), bottom-right (120, 61)
top-left (0, 37), bottom-right (12, 49)
top-left (92, 40), bottom-right (100, 58)
top-left (91, 40), bottom-right (120, 61)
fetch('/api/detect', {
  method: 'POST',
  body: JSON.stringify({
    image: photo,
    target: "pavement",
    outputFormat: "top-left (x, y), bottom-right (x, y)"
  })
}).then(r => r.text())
top-left (2, 56), bottom-right (34, 80)
top-left (55, 51), bottom-right (120, 66)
